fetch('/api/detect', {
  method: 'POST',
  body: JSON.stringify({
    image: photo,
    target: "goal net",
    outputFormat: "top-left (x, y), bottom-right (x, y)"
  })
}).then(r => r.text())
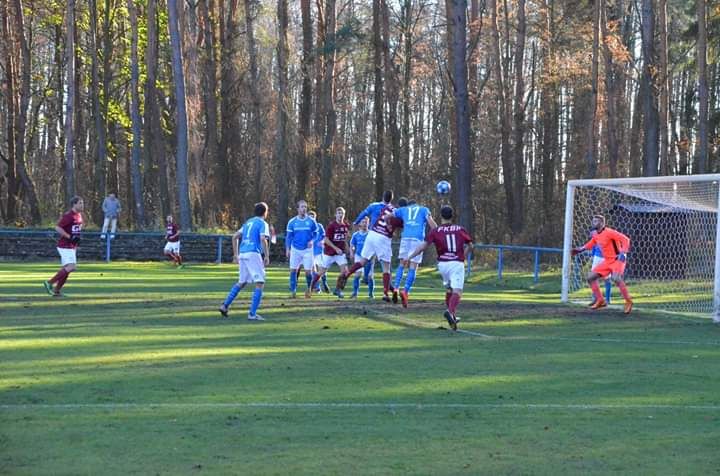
top-left (561, 174), bottom-right (720, 320)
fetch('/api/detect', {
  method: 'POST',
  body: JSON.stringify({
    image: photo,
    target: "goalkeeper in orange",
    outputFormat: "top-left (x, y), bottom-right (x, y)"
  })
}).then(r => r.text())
top-left (572, 215), bottom-right (633, 314)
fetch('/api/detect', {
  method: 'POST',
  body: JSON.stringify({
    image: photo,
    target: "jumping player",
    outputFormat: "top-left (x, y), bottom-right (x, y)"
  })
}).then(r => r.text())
top-left (43, 196), bottom-right (84, 297)
top-left (392, 199), bottom-right (437, 307)
top-left (308, 211), bottom-right (330, 293)
top-left (163, 215), bottom-right (182, 266)
top-left (218, 202), bottom-right (271, 320)
top-left (352, 190), bottom-right (394, 229)
top-left (572, 215), bottom-right (633, 314)
top-left (308, 207), bottom-right (350, 298)
top-left (337, 192), bottom-right (402, 301)
top-left (285, 200), bottom-right (318, 298)
top-left (408, 205), bottom-right (473, 331)
top-left (349, 217), bottom-right (376, 299)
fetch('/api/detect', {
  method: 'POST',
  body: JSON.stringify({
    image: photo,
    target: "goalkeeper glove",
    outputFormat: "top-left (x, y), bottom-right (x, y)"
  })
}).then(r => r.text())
top-left (571, 247), bottom-right (583, 257)
top-left (70, 235), bottom-right (81, 245)
top-left (617, 252), bottom-right (626, 262)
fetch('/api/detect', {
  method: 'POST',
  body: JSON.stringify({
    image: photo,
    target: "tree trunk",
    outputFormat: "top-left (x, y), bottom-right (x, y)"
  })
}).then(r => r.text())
top-left (658, 0), bottom-right (670, 175)
top-left (640, 0), bottom-right (658, 176)
top-left (584, 0), bottom-right (600, 178)
top-left (244, 0), bottom-right (263, 203)
top-left (372, 0), bottom-right (385, 198)
top-left (695, 0), bottom-right (708, 173)
top-left (275, 0), bottom-right (290, 227)
top-left (168, 0), bottom-right (193, 229)
top-left (448, 0), bottom-right (473, 234)
top-left (1, 0), bottom-right (18, 222)
top-left (127, 0), bottom-right (145, 227)
top-left (297, 0), bottom-right (313, 203)
top-left (219, 0), bottom-right (240, 215)
top-left (318, 0), bottom-right (336, 218)
top-left (601, 0), bottom-right (620, 177)
top-left (63, 0), bottom-right (76, 203)
top-left (381, 0), bottom-right (402, 197)
top-left (540, 0), bottom-right (557, 235)
top-left (89, 0), bottom-right (107, 223)
top-left (512, 0), bottom-right (526, 230)
top-left (199, 0), bottom-right (220, 214)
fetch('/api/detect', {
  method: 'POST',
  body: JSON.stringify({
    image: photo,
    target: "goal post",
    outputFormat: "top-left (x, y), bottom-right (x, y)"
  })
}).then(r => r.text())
top-left (561, 174), bottom-right (720, 320)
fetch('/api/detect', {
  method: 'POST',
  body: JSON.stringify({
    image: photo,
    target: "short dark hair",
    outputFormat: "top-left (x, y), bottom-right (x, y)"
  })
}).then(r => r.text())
top-left (70, 196), bottom-right (83, 207)
top-left (440, 205), bottom-right (453, 220)
top-left (382, 190), bottom-right (394, 203)
top-left (397, 197), bottom-right (408, 208)
top-left (407, 199), bottom-right (417, 205)
top-left (254, 202), bottom-right (268, 217)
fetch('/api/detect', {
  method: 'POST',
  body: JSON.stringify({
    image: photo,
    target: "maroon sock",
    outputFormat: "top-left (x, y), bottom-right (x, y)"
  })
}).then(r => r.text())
top-left (346, 261), bottom-right (363, 276)
top-left (382, 273), bottom-right (391, 294)
top-left (445, 291), bottom-right (452, 307)
top-left (49, 268), bottom-right (68, 285)
top-left (448, 293), bottom-right (461, 315)
top-left (310, 274), bottom-right (320, 289)
top-left (56, 269), bottom-right (72, 291)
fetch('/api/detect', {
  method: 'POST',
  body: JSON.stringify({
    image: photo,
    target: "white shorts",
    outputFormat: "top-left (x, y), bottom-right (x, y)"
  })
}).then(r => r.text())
top-left (289, 246), bottom-right (314, 270)
top-left (438, 261), bottom-right (466, 290)
top-left (360, 231), bottom-right (392, 263)
top-left (164, 241), bottom-right (180, 254)
top-left (591, 256), bottom-right (604, 270)
top-left (238, 252), bottom-right (266, 283)
top-left (57, 247), bottom-right (77, 266)
top-left (398, 237), bottom-right (423, 264)
top-left (313, 254), bottom-right (324, 268)
top-left (321, 253), bottom-right (348, 269)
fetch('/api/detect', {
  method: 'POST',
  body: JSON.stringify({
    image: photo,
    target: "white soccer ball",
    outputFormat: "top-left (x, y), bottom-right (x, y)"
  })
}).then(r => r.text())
top-left (436, 180), bottom-right (451, 195)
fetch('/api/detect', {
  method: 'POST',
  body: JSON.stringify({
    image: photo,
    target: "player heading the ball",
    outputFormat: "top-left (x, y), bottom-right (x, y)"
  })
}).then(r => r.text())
top-left (571, 214), bottom-right (633, 314)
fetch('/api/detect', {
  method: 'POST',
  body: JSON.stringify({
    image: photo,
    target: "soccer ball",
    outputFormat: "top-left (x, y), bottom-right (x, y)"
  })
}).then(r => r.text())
top-left (436, 180), bottom-right (451, 195)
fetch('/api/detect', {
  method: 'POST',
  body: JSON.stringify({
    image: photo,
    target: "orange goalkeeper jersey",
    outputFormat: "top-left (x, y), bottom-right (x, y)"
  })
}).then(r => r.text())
top-left (582, 227), bottom-right (630, 261)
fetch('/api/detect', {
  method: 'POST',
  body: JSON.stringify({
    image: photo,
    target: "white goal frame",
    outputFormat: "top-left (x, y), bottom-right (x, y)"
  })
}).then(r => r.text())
top-left (561, 174), bottom-right (720, 319)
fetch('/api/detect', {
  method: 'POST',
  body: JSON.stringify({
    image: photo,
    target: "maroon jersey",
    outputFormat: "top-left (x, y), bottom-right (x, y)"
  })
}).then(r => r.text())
top-left (324, 220), bottom-right (349, 255)
top-left (57, 210), bottom-right (83, 249)
top-left (370, 204), bottom-right (402, 238)
top-left (426, 224), bottom-right (473, 262)
top-left (166, 223), bottom-right (179, 242)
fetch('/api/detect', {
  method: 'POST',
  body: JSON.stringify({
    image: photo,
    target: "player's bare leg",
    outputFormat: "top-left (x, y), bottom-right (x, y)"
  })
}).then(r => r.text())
top-left (337, 257), bottom-right (367, 290)
top-left (612, 273), bottom-right (633, 314)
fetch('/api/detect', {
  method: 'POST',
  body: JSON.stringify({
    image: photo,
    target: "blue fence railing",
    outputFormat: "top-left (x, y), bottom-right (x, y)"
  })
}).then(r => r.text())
top-left (469, 244), bottom-right (562, 283)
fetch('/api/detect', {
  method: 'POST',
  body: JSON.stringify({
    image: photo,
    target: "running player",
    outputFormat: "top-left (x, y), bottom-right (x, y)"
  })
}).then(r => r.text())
top-left (308, 211), bottom-right (330, 293)
top-left (392, 199), bottom-right (437, 307)
top-left (218, 202), bottom-right (271, 320)
top-left (337, 192), bottom-right (402, 301)
top-left (43, 196), bottom-right (84, 297)
top-left (285, 200), bottom-right (318, 298)
top-left (349, 217), bottom-right (376, 299)
top-left (163, 215), bottom-right (182, 266)
top-left (408, 205), bottom-right (473, 331)
top-left (308, 207), bottom-right (350, 298)
top-left (572, 215), bottom-right (633, 314)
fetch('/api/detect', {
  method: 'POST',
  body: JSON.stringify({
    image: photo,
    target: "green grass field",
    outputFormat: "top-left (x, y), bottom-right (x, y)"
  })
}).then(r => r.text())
top-left (2, 261), bottom-right (720, 475)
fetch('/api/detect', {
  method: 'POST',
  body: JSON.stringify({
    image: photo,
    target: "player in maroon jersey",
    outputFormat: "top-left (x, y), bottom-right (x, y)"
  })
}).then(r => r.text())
top-left (307, 207), bottom-right (351, 298)
top-left (163, 215), bottom-right (182, 266)
top-left (408, 205), bottom-right (473, 330)
top-left (43, 196), bottom-right (84, 297)
top-left (336, 194), bottom-right (403, 301)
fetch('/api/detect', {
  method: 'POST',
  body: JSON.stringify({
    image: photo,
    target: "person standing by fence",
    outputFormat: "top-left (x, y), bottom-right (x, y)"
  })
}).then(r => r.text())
top-left (100, 193), bottom-right (121, 239)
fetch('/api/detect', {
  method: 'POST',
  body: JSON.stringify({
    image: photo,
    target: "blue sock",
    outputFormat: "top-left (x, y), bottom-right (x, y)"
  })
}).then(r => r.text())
top-left (321, 274), bottom-right (328, 288)
top-left (363, 262), bottom-right (373, 284)
top-left (404, 268), bottom-right (417, 293)
top-left (394, 264), bottom-right (405, 290)
top-left (290, 271), bottom-right (297, 293)
top-left (353, 275), bottom-right (360, 295)
top-left (305, 273), bottom-right (312, 289)
top-left (223, 283), bottom-right (242, 308)
top-left (368, 278), bottom-right (375, 296)
top-left (605, 280), bottom-right (612, 303)
top-left (249, 287), bottom-right (263, 316)
top-left (312, 272), bottom-right (320, 291)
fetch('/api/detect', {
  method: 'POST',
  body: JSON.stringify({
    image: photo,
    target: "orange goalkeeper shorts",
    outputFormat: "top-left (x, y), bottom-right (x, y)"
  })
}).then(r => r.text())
top-left (593, 259), bottom-right (626, 279)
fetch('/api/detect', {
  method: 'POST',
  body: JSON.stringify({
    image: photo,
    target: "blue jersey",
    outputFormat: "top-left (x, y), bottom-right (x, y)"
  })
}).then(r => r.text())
top-left (395, 205), bottom-right (430, 240)
top-left (238, 217), bottom-right (270, 254)
top-left (350, 231), bottom-right (369, 255)
top-left (591, 244), bottom-right (603, 258)
top-left (353, 202), bottom-right (388, 226)
top-left (286, 216), bottom-right (317, 250)
top-left (314, 223), bottom-right (326, 256)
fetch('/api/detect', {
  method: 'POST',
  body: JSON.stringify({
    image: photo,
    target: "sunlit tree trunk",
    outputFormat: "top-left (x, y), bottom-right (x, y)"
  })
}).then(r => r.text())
top-left (126, 0), bottom-right (145, 227)
top-left (695, 0), bottom-right (708, 173)
top-left (275, 0), bottom-right (290, 226)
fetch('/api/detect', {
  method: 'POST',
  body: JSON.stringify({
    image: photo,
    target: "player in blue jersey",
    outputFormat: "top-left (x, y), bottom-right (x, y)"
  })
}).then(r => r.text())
top-left (308, 211), bottom-right (330, 293)
top-left (285, 200), bottom-right (318, 298)
top-left (218, 202), bottom-right (271, 320)
top-left (352, 190), bottom-right (394, 228)
top-left (349, 217), bottom-right (376, 299)
top-left (392, 199), bottom-right (437, 307)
